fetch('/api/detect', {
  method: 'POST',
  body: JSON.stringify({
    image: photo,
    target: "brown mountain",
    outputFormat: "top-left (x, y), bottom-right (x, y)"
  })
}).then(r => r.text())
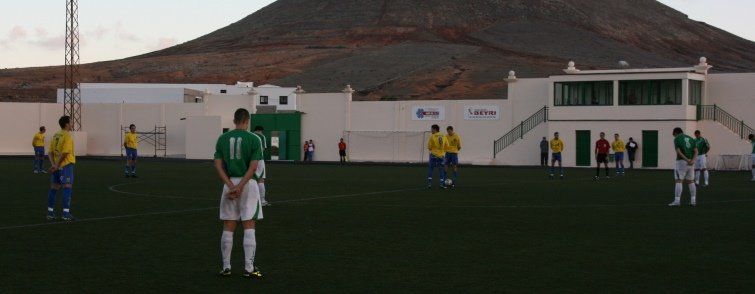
top-left (2, 0), bottom-right (755, 102)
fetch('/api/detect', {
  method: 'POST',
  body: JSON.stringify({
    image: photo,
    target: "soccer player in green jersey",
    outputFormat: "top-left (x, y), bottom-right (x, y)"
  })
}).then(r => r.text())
top-left (693, 130), bottom-right (711, 186)
top-left (669, 127), bottom-right (698, 207)
top-left (214, 108), bottom-right (265, 279)
top-left (252, 125), bottom-right (269, 206)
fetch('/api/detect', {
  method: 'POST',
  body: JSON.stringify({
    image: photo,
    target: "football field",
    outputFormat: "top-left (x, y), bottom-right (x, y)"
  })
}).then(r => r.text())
top-left (1, 157), bottom-right (754, 293)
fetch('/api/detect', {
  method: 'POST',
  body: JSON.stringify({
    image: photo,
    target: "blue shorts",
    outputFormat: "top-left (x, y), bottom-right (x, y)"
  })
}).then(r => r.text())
top-left (51, 164), bottom-right (74, 185)
top-left (445, 153), bottom-right (459, 166)
top-left (34, 147), bottom-right (45, 157)
top-left (552, 152), bottom-right (562, 162)
top-left (614, 152), bottom-right (624, 161)
top-left (429, 155), bottom-right (445, 168)
top-left (125, 148), bottom-right (138, 160)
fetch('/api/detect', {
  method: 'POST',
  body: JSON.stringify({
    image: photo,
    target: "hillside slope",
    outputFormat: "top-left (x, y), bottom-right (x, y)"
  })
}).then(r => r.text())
top-left (2, 0), bottom-right (754, 102)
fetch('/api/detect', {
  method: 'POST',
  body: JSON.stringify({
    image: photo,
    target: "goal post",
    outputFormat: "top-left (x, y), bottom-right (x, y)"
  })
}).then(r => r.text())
top-left (344, 130), bottom-right (430, 163)
top-left (714, 154), bottom-right (749, 171)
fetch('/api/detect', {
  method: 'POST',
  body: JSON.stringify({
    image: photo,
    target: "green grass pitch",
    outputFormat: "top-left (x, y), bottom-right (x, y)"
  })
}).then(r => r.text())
top-left (1, 157), bottom-right (754, 292)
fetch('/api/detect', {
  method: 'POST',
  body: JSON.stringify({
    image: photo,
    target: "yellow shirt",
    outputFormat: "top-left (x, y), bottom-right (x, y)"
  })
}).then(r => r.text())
top-left (33, 132), bottom-right (46, 147)
top-left (124, 132), bottom-right (138, 149)
top-left (445, 133), bottom-right (462, 154)
top-left (51, 130), bottom-right (75, 167)
top-left (612, 139), bottom-right (625, 152)
top-left (428, 132), bottom-right (449, 158)
top-left (550, 139), bottom-right (564, 153)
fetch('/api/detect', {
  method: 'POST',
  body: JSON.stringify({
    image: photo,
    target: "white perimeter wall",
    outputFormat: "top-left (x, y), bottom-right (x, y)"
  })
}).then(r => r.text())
top-left (186, 116), bottom-right (222, 160)
top-left (4, 72), bottom-right (753, 166)
top-left (346, 99), bottom-right (520, 164)
top-left (706, 73), bottom-right (755, 127)
top-left (57, 88), bottom-right (187, 104)
top-left (0, 103), bottom-right (62, 155)
top-left (299, 93), bottom-right (351, 162)
top-left (203, 95), bottom-right (256, 130)
top-left (0, 103), bottom-right (205, 157)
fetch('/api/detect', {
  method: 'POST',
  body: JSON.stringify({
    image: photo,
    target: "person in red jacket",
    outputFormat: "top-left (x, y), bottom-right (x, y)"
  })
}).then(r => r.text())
top-left (303, 141), bottom-right (310, 162)
top-left (595, 132), bottom-right (611, 180)
top-left (338, 138), bottom-right (347, 164)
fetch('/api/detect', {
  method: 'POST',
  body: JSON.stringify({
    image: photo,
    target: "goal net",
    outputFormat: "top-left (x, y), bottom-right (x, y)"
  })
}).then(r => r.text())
top-left (714, 155), bottom-right (749, 171)
top-left (344, 130), bottom-right (430, 163)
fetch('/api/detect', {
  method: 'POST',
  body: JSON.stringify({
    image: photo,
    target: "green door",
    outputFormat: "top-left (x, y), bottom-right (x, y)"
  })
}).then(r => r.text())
top-left (278, 131), bottom-right (287, 160)
top-left (576, 130), bottom-right (591, 166)
top-left (287, 130), bottom-right (301, 161)
top-left (642, 130), bottom-right (658, 168)
top-left (250, 113), bottom-right (301, 161)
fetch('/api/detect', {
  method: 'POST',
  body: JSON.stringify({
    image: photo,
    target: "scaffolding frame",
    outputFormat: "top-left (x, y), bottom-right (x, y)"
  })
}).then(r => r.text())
top-left (120, 125), bottom-right (167, 158)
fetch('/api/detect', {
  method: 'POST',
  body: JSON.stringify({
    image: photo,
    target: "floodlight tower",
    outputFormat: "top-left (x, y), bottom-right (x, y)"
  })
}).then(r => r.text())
top-left (64, 0), bottom-right (82, 130)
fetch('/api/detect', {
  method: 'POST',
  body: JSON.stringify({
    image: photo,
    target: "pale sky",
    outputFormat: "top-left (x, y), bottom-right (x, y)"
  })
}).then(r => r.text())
top-left (0, 0), bottom-right (753, 68)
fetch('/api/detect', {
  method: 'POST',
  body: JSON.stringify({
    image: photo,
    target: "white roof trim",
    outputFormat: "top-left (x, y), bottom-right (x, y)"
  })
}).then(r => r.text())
top-left (564, 67), bottom-right (697, 75)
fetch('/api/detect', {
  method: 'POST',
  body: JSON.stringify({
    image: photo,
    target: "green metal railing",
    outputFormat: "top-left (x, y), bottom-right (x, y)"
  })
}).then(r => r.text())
top-left (698, 105), bottom-right (754, 140)
top-left (493, 106), bottom-right (548, 158)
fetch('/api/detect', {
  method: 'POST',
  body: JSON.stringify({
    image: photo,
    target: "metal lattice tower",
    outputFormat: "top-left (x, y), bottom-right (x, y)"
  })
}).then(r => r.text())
top-left (64, 0), bottom-right (82, 131)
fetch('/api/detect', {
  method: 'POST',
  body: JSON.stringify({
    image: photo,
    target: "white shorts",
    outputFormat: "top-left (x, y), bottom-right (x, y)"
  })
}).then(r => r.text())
top-left (674, 160), bottom-right (695, 181)
top-left (256, 160), bottom-right (266, 180)
top-left (219, 178), bottom-right (264, 221)
top-left (695, 154), bottom-right (707, 170)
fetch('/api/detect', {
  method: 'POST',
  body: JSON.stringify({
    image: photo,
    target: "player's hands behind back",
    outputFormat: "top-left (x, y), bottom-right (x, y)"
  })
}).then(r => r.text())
top-left (225, 182), bottom-right (239, 199)
top-left (229, 181), bottom-right (247, 199)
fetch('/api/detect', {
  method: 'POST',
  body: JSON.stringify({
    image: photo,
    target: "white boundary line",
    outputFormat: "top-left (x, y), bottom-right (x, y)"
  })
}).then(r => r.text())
top-left (0, 184), bottom-right (427, 231)
top-left (107, 181), bottom-right (425, 203)
top-left (5, 178), bottom-right (751, 231)
top-left (108, 182), bottom-right (214, 201)
top-left (0, 207), bottom-right (217, 231)
top-left (271, 188), bottom-right (426, 204)
top-left (296, 198), bottom-right (755, 209)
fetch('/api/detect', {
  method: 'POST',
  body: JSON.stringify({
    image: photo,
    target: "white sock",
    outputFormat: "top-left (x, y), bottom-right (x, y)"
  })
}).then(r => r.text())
top-left (674, 183), bottom-right (682, 203)
top-left (243, 229), bottom-right (257, 272)
top-left (694, 171), bottom-right (700, 183)
top-left (703, 170), bottom-right (709, 185)
top-left (689, 183), bottom-right (697, 204)
top-left (258, 183), bottom-right (266, 203)
top-left (752, 168), bottom-right (755, 179)
top-left (221, 231), bottom-right (233, 270)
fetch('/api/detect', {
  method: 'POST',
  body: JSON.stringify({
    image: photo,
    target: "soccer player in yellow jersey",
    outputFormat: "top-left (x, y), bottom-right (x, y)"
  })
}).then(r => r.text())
top-left (32, 126), bottom-right (47, 174)
top-left (124, 124), bottom-right (139, 178)
top-left (444, 126), bottom-right (462, 188)
top-left (612, 134), bottom-right (626, 176)
top-left (549, 132), bottom-right (564, 179)
top-left (47, 116), bottom-right (76, 221)
top-left (427, 124), bottom-right (449, 189)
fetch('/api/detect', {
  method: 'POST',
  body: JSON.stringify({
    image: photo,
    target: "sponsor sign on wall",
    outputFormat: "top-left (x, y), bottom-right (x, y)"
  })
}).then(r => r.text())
top-left (412, 106), bottom-right (445, 121)
top-left (464, 105), bottom-right (500, 120)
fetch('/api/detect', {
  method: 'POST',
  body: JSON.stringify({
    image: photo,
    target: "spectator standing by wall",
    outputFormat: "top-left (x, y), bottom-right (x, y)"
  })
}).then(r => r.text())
top-left (303, 140), bottom-right (310, 162)
top-left (626, 138), bottom-right (639, 169)
top-left (539, 137), bottom-right (549, 167)
top-left (308, 140), bottom-right (315, 161)
top-left (338, 138), bottom-right (347, 164)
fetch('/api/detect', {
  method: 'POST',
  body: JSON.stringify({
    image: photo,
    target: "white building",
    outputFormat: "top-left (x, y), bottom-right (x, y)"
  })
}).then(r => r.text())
top-left (7, 58), bottom-right (752, 167)
top-left (56, 82), bottom-right (299, 111)
top-left (499, 58), bottom-right (754, 169)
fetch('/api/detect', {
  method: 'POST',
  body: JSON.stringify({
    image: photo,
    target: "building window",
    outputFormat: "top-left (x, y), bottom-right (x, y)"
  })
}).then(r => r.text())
top-left (260, 96), bottom-right (268, 105)
top-left (279, 96), bottom-right (288, 105)
top-left (619, 80), bottom-right (681, 105)
top-left (554, 81), bottom-right (613, 106)
top-left (220, 89), bottom-right (227, 94)
top-left (689, 80), bottom-right (703, 106)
